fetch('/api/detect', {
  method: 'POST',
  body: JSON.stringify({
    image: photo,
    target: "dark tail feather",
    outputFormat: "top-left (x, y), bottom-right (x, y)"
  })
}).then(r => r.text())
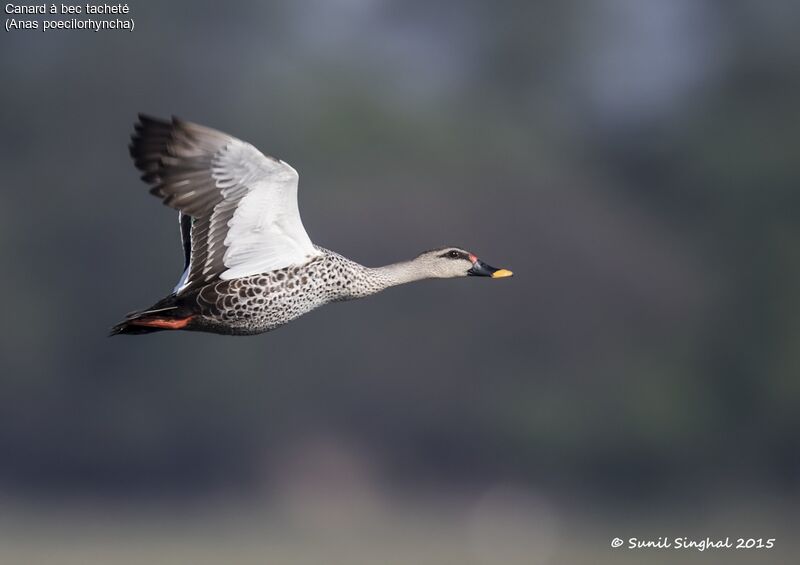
top-left (109, 295), bottom-right (191, 336)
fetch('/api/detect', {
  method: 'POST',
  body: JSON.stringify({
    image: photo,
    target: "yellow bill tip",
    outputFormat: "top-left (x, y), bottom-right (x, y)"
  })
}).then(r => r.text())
top-left (491, 269), bottom-right (514, 278)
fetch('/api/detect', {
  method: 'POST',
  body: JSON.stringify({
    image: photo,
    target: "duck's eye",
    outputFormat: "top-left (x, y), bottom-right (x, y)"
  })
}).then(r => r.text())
top-left (448, 250), bottom-right (460, 259)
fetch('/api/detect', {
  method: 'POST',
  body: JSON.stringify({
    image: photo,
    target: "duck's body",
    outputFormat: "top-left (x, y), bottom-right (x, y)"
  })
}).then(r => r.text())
top-left (112, 115), bottom-right (512, 336)
top-left (119, 247), bottom-right (395, 336)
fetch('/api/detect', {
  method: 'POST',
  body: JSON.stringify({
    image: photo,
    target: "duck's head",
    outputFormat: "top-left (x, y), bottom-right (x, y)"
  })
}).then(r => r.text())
top-left (414, 247), bottom-right (514, 279)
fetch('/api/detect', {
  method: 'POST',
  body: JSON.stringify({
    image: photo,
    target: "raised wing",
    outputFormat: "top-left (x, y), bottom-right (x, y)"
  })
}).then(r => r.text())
top-left (130, 115), bottom-right (320, 293)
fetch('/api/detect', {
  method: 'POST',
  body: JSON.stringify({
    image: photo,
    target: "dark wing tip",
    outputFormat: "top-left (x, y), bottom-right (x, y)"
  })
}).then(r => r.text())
top-left (130, 113), bottom-right (174, 181)
top-left (128, 113), bottom-right (231, 222)
top-left (137, 113), bottom-right (169, 126)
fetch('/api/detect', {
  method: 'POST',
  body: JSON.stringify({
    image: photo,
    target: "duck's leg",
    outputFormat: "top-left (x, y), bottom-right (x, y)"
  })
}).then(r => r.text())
top-left (109, 293), bottom-right (195, 336)
top-left (128, 316), bottom-right (194, 330)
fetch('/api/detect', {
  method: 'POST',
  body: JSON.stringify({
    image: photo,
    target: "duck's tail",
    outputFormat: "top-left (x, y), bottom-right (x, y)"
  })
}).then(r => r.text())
top-left (109, 295), bottom-right (194, 336)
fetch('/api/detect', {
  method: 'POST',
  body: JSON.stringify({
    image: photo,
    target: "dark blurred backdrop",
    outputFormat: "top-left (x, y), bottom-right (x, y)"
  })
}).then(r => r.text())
top-left (1, 1), bottom-right (798, 563)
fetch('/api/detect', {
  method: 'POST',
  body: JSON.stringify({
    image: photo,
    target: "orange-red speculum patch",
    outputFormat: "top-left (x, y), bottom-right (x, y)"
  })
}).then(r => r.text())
top-left (131, 316), bottom-right (193, 330)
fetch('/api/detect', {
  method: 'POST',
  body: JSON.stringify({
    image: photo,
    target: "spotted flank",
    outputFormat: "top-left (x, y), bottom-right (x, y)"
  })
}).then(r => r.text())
top-left (111, 115), bottom-right (513, 336)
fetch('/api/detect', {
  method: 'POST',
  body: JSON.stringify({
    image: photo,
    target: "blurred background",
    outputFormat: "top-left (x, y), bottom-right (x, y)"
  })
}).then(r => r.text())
top-left (1, 0), bottom-right (799, 563)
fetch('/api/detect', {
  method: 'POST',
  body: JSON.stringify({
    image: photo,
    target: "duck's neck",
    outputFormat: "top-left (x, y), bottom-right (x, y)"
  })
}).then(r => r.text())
top-left (338, 259), bottom-right (430, 300)
top-left (319, 248), bottom-right (432, 301)
top-left (368, 261), bottom-right (430, 289)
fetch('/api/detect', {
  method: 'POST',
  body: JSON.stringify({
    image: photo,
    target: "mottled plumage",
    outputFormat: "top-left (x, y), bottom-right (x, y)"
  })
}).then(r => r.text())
top-left (111, 115), bottom-right (512, 336)
top-left (183, 248), bottom-right (388, 335)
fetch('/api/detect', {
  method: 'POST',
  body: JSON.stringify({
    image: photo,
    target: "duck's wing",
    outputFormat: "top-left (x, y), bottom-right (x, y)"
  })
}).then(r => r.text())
top-left (172, 212), bottom-right (192, 293)
top-left (130, 115), bottom-right (321, 293)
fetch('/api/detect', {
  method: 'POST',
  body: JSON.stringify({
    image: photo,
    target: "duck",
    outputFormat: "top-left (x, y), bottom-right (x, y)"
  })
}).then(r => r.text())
top-left (111, 115), bottom-right (513, 336)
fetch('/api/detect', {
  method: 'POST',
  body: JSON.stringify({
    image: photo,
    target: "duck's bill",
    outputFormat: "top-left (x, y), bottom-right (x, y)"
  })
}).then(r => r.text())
top-left (468, 259), bottom-right (514, 278)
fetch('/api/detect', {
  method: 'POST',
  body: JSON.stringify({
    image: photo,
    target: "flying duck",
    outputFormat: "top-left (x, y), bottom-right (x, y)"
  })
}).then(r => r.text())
top-left (111, 115), bottom-right (512, 336)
